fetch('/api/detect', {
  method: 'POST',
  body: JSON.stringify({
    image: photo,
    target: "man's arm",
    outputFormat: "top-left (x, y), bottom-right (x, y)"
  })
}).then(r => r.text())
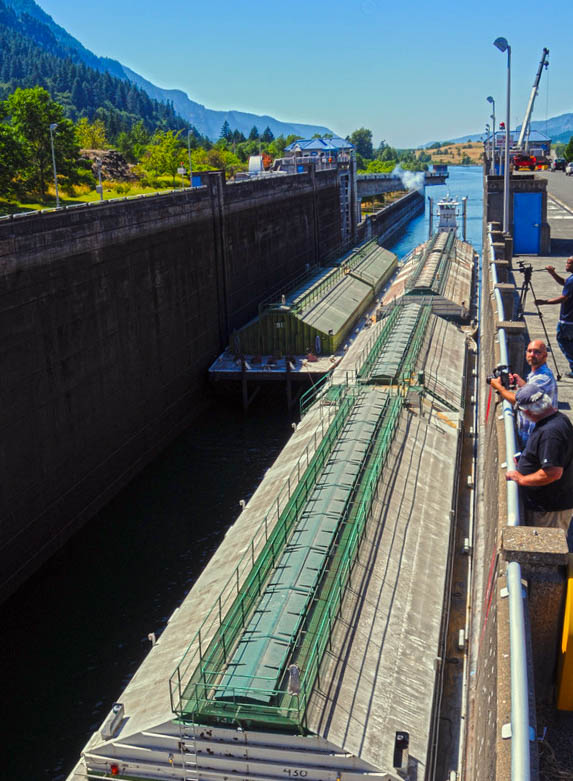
top-left (506, 466), bottom-right (563, 486)
top-left (535, 295), bottom-right (568, 306)
top-left (545, 265), bottom-right (566, 285)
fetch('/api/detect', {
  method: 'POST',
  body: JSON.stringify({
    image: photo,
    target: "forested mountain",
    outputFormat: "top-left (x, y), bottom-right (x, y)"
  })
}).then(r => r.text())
top-left (0, 0), bottom-right (332, 140)
top-left (528, 114), bottom-right (573, 144)
top-left (0, 0), bottom-right (188, 138)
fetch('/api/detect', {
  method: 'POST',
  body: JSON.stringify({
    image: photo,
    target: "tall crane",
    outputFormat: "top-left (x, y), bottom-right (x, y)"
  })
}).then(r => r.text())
top-left (516, 47), bottom-right (549, 151)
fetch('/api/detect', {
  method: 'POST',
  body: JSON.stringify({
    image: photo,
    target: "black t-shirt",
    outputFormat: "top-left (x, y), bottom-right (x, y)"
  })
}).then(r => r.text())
top-left (517, 412), bottom-right (573, 511)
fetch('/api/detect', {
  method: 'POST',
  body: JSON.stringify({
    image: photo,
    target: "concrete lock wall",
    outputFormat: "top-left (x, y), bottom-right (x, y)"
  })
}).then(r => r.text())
top-left (0, 169), bottom-right (344, 601)
top-left (470, 180), bottom-right (568, 779)
top-left (357, 188), bottom-right (424, 246)
top-left (0, 170), bottom-right (417, 601)
top-left (468, 217), bottom-right (504, 781)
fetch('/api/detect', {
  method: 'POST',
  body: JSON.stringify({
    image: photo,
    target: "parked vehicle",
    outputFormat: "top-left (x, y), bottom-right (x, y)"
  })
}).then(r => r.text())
top-left (512, 153), bottom-right (536, 171)
top-left (552, 158), bottom-right (566, 171)
top-left (566, 161), bottom-right (573, 176)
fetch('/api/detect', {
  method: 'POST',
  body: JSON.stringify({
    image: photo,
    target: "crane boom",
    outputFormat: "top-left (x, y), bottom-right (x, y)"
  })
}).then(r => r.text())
top-left (517, 47), bottom-right (549, 151)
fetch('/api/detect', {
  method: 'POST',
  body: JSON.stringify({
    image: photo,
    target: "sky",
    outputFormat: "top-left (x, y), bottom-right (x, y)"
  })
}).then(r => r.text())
top-left (37, 0), bottom-right (572, 148)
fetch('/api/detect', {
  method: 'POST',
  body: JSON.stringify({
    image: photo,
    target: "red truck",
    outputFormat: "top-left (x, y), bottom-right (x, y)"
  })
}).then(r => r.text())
top-left (512, 151), bottom-right (550, 171)
top-left (512, 153), bottom-right (537, 171)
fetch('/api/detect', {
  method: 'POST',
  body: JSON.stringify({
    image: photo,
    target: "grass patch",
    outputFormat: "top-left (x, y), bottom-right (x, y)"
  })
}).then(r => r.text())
top-left (0, 178), bottom-right (193, 216)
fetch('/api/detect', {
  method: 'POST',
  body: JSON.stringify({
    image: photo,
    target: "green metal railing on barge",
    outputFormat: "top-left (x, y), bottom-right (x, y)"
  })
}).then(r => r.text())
top-left (170, 288), bottom-right (464, 733)
top-left (169, 384), bottom-right (357, 721)
top-left (169, 388), bottom-right (403, 732)
top-left (298, 303), bottom-right (428, 418)
top-left (405, 230), bottom-right (456, 295)
top-left (357, 305), bottom-right (432, 384)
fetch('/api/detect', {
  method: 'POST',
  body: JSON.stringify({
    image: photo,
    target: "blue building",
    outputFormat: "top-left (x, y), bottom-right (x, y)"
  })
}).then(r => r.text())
top-left (284, 137), bottom-right (354, 162)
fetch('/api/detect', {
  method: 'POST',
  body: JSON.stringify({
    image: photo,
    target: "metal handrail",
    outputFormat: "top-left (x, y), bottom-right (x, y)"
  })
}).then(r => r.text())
top-left (488, 225), bottom-right (531, 780)
top-left (169, 384), bottom-right (357, 716)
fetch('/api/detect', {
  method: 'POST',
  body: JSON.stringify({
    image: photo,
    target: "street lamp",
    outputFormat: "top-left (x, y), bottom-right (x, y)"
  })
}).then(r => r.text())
top-left (487, 96), bottom-right (496, 176)
top-left (95, 157), bottom-right (104, 201)
top-left (187, 129), bottom-right (193, 187)
top-left (49, 122), bottom-right (60, 208)
top-left (485, 124), bottom-right (491, 171)
top-left (493, 37), bottom-right (511, 234)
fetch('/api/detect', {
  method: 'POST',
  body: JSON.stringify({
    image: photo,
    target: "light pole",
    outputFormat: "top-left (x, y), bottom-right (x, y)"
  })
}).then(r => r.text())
top-left (493, 37), bottom-right (511, 234)
top-left (187, 129), bottom-right (193, 187)
top-left (487, 96), bottom-right (496, 176)
top-left (95, 157), bottom-right (104, 201)
top-left (49, 122), bottom-right (60, 208)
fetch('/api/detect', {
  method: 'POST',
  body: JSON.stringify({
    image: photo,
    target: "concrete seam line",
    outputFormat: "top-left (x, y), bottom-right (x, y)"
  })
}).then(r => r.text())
top-left (547, 193), bottom-right (573, 217)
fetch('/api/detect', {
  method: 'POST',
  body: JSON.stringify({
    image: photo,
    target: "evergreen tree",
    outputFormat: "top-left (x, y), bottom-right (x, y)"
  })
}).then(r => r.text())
top-left (261, 126), bottom-right (274, 143)
top-left (220, 120), bottom-right (232, 141)
top-left (248, 125), bottom-right (259, 141)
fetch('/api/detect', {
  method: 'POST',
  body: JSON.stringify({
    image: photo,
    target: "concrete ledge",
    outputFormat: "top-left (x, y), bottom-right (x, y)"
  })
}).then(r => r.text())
top-left (502, 526), bottom-right (569, 568)
top-left (502, 525), bottom-right (568, 704)
top-left (496, 320), bottom-right (527, 334)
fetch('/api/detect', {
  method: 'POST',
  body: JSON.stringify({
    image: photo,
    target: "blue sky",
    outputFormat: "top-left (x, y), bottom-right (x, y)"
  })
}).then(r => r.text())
top-left (38, 0), bottom-right (572, 148)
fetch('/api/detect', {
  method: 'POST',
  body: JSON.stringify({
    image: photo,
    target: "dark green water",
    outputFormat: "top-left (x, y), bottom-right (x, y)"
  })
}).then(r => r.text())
top-left (0, 166), bottom-right (483, 780)
top-left (0, 397), bottom-right (293, 779)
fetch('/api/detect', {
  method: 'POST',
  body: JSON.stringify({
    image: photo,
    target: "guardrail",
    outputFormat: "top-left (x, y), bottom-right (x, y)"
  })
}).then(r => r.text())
top-left (487, 225), bottom-right (531, 781)
top-left (169, 382), bottom-right (357, 720)
top-left (0, 184), bottom-right (209, 222)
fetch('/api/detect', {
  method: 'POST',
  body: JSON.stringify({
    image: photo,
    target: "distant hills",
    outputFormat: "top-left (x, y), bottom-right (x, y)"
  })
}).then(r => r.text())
top-left (431, 113), bottom-right (573, 147)
top-left (0, 0), bottom-right (333, 140)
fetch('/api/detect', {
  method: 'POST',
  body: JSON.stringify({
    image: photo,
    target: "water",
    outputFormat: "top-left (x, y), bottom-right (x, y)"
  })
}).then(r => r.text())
top-left (388, 165), bottom-right (483, 257)
top-left (0, 165), bottom-right (483, 780)
top-left (0, 399), bottom-right (293, 779)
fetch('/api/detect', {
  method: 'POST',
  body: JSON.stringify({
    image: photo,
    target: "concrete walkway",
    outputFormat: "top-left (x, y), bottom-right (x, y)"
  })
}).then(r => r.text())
top-left (520, 170), bottom-right (573, 775)
top-left (517, 172), bottom-right (573, 415)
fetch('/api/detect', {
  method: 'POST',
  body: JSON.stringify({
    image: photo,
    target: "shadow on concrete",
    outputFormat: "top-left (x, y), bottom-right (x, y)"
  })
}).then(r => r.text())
top-left (550, 238), bottom-right (573, 257)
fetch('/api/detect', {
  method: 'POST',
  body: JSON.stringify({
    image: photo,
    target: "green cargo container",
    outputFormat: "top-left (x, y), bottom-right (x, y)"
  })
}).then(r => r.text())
top-left (234, 240), bottom-right (397, 356)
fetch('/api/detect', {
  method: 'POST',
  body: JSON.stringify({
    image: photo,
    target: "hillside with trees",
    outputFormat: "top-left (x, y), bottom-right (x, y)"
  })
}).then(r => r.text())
top-left (0, 85), bottom-right (307, 208)
top-left (0, 0), bottom-right (190, 139)
top-left (0, 0), bottom-right (332, 140)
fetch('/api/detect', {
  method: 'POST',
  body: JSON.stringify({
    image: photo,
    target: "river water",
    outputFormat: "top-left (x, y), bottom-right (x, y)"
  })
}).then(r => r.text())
top-left (0, 166), bottom-right (482, 780)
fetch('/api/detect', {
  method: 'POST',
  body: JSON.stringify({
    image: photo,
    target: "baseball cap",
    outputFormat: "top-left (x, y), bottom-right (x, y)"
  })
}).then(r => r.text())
top-left (514, 383), bottom-right (552, 413)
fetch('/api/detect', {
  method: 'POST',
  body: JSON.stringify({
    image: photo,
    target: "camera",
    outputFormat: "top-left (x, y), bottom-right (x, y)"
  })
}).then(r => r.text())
top-left (486, 365), bottom-right (511, 390)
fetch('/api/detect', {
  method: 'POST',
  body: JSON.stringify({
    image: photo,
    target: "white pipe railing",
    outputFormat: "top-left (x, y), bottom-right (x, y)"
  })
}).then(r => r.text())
top-left (488, 226), bottom-right (531, 780)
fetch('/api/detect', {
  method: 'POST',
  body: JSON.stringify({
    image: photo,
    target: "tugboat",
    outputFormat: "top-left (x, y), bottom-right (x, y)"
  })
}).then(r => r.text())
top-left (428, 193), bottom-right (468, 238)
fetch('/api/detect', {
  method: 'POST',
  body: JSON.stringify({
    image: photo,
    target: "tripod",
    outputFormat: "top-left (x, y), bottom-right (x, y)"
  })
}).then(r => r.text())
top-left (516, 262), bottom-right (562, 380)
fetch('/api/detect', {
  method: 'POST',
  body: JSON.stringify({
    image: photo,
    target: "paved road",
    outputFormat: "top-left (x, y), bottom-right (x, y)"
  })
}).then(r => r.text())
top-left (537, 169), bottom-right (573, 212)
top-left (517, 174), bottom-right (573, 386)
top-left (522, 171), bottom-right (573, 775)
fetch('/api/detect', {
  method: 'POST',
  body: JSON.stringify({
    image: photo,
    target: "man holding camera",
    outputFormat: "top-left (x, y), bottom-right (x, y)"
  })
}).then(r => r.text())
top-left (535, 256), bottom-right (573, 377)
top-left (505, 384), bottom-right (573, 532)
top-left (489, 339), bottom-right (557, 446)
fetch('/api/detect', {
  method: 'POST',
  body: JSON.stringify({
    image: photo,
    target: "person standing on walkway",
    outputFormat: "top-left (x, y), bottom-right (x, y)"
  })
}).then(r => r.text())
top-left (505, 384), bottom-right (573, 533)
top-left (489, 339), bottom-right (557, 446)
top-left (535, 256), bottom-right (573, 377)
